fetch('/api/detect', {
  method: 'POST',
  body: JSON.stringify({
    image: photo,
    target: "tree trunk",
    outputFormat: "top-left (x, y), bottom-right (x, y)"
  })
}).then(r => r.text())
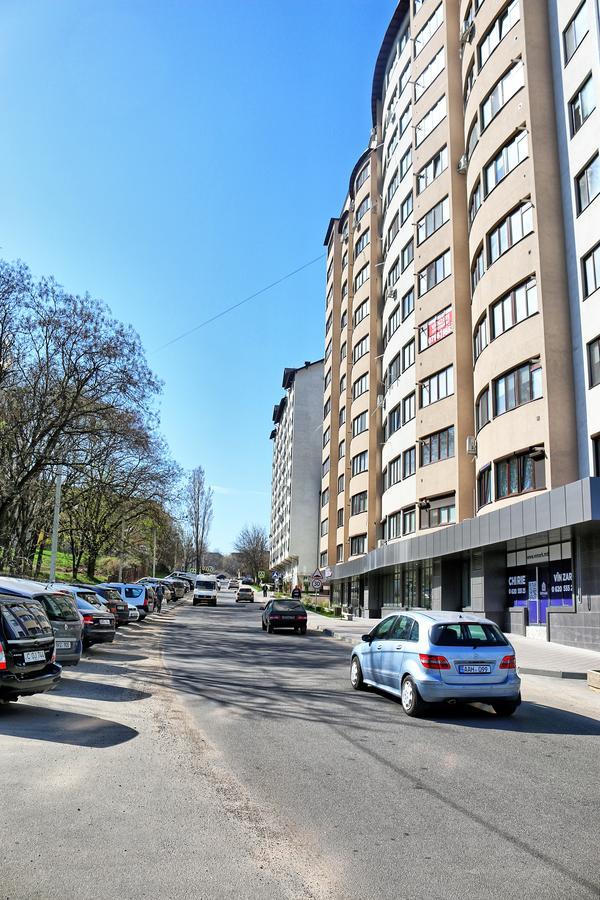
top-left (86, 551), bottom-right (98, 580)
top-left (34, 535), bottom-right (47, 579)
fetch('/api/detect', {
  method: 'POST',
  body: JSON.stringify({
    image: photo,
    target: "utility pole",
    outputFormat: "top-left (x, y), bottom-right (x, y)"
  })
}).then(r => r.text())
top-left (118, 519), bottom-right (125, 582)
top-left (48, 466), bottom-right (65, 583)
top-left (152, 527), bottom-right (157, 578)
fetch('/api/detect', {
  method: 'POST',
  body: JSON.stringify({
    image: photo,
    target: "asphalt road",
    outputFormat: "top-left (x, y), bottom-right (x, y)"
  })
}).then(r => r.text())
top-left (1, 592), bottom-right (599, 900)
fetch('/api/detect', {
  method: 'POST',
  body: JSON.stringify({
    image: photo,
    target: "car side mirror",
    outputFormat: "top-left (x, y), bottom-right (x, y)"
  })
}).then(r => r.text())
top-left (362, 633), bottom-right (372, 643)
top-left (259, 605), bottom-right (265, 610)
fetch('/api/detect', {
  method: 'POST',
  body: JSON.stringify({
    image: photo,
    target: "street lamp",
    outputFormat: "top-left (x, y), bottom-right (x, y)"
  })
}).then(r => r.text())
top-left (48, 466), bottom-right (66, 583)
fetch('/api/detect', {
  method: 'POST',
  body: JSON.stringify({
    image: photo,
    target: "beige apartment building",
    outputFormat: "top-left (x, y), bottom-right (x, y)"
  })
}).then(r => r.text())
top-left (320, 0), bottom-right (600, 649)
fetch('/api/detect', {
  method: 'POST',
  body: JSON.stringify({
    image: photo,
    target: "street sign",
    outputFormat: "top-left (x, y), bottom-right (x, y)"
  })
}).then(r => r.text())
top-left (311, 577), bottom-right (323, 591)
top-left (312, 568), bottom-right (323, 579)
top-left (324, 567), bottom-right (332, 578)
top-left (258, 570), bottom-right (265, 579)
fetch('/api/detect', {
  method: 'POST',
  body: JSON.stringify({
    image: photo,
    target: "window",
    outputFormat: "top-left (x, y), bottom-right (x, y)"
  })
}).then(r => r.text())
top-left (325, 339), bottom-right (332, 360)
top-left (484, 130), bottom-right (529, 195)
top-left (494, 360), bottom-right (542, 415)
top-left (387, 168), bottom-right (399, 206)
top-left (417, 196), bottom-right (449, 244)
top-left (594, 435), bottom-right (600, 477)
top-left (352, 373), bottom-right (369, 400)
top-left (325, 311), bottom-right (332, 335)
top-left (414, 3), bottom-right (443, 57)
top-left (338, 439), bottom-right (345, 458)
top-left (337, 507), bottom-right (344, 528)
top-left (401, 239), bottom-right (414, 271)
top-left (384, 455), bottom-right (402, 489)
top-left (564, 2), bottom-right (589, 63)
top-left (571, 74), bottom-right (596, 139)
top-left (354, 262), bottom-right (370, 291)
top-left (403, 446), bottom-right (416, 478)
top-left (320, 518), bottom-right (328, 536)
top-left (491, 277), bottom-right (538, 338)
top-left (386, 353), bottom-right (401, 391)
top-left (339, 406), bottom-right (346, 426)
top-left (479, 0), bottom-right (520, 68)
top-left (473, 316), bottom-right (488, 361)
top-left (339, 373), bottom-right (346, 394)
top-left (481, 61), bottom-right (524, 130)
top-left (320, 552), bottom-right (327, 568)
top-left (341, 309), bottom-right (348, 329)
top-left (353, 335), bottom-right (369, 363)
top-left (402, 339), bottom-right (415, 371)
top-left (415, 95), bottom-right (447, 147)
top-left (321, 488), bottom-right (329, 508)
top-left (388, 304), bottom-right (401, 340)
top-left (400, 146), bottom-right (412, 180)
top-left (476, 387), bottom-right (490, 432)
top-left (388, 257), bottom-right (400, 287)
top-left (323, 397), bottom-right (331, 419)
top-left (325, 368), bottom-right (332, 389)
top-left (496, 451), bottom-right (545, 498)
top-left (418, 306), bottom-right (453, 351)
top-left (402, 392), bottom-right (416, 424)
top-left (342, 251), bottom-right (348, 270)
top-left (469, 181), bottom-right (481, 227)
top-left (420, 365), bottom-right (453, 407)
top-left (403, 507), bottom-right (416, 534)
top-left (402, 288), bottom-right (415, 320)
top-left (417, 145), bottom-right (448, 194)
top-left (356, 196), bottom-right (370, 222)
top-left (354, 300), bottom-right (369, 326)
top-left (385, 404), bottom-right (401, 439)
top-left (401, 191), bottom-right (413, 225)
top-left (415, 47), bottom-right (444, 100)
top-left (322, 457), bottom-right (330, 476)
top-left (478, 466), bottom-right (492, 508)
top-left (385, 511), bottom-right (402, 540)
top-left (488, 202), bottom-right (533, 264)
top-left (418, 249), bottom-right (451, 296)
top-left (337, 473), bottom-right (344, 494)
top-left (420, 493), bottom-right (456, 528)
top-left (467, 117), bottom-right (479, 159)
top-left (471, 246), bottom-right (485, 293)
top-left (351, 491), bottom-right (367, 515)
top-left (336, 544), bottom-right (343, 562)
top-left (342, 281), bottom-right (348, 299)
top-left (350, 534), bottom-right (366, 556)
top-left (420, 426), bottom-right (455, 465)
top-left (400, 62), bottom-right (410, 95)
top-left (351, 450), bottom-right (368, 476)
top-left (340, 341), bottom-right (347, 361)
top-left (355, 228), bottom-right (370, 258)
top-left (583, 242), bottom-right (600, 297)
top-left (589, 337), bottom-right (600, 387)
top-left (356, 161), bottom-right (370, 190)
top-left (326, 286), bottom-right (333, 307)
top-left (352, 411), bottom-right (368, 437)
top-left (576, 154), bottom-right (600, 213)
top-left (386, 128), bottom-right (399, 163)
top-left (399, 104), bottom-right (411, 136)
top-left (323, 426), bottom-right (330, 449)
top-left (387, 212), bottom-right (400, 250)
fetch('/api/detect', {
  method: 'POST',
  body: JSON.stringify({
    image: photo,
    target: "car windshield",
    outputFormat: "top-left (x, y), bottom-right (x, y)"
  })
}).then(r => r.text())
top-left (79, 592), bottom-right (104, 607)
top-left (1, 600), bottom-right (53, 639)
top-left (37, 592), bottom-right (79, 621)
top-left (76, 597), bottom-right (99, 612)
top-left (273, 601), bottom-right (304, 611)
top-left (96, 588), bottom-right (122, 603)
top-left (125, 587), bottom-right (144, 599)
top-left (196, 581), bottom-right (214, 590)
top-left (430, 622), bottom-right (509, 647)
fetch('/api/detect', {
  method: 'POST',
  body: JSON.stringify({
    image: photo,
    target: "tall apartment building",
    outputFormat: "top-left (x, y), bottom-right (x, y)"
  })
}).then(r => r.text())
top-left (270, 360), bottom-right (323, 587)
top-left (320, 0), bottom-right (600, 649)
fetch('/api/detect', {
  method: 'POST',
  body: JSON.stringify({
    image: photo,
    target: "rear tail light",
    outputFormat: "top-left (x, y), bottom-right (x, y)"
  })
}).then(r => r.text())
top-left (500, 655), bottom-right (516, 669)
top-left (82, 615), bottom-right (94, 624)
top-left (0, 647), bottom-right (6, 670)
top-left (51, 650), bottom-right (56, 663)
top-left (419, 653), bottom-right (451, 670)
top-left (296, 614), bottom-right (307, 620)
top-left (270, 614), bottom-right (281, 620)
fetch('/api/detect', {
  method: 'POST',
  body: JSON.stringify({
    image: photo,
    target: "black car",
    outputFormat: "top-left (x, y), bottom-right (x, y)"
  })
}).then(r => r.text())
top-left (0, 593), bottom-right (62, 703)
top-left (76, 597), bottom-right (115, 648)
top-left (261, 599), bottom-right (307, 634)
top-left (85, 586), bottom-right (129, 625)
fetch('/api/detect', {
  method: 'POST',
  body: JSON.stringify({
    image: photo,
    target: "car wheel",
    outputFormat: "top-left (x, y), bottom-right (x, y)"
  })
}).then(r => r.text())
top-left (261, 621), bottom-right (266, 631)
top-left (401, 676), bottom-right (427, 717)
top-left (267, 623), bottom-right (274, 634)
top-left (350, 656), bottom-right (364, 690)
top-left (300, 626), bottom-right (307, 635)
top-left (492, 697), bottom-right (520, 717)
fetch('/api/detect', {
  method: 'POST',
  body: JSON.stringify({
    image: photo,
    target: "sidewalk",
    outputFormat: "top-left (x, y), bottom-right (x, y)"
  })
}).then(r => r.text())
top-left (307, 610), bottom-right (600, 680)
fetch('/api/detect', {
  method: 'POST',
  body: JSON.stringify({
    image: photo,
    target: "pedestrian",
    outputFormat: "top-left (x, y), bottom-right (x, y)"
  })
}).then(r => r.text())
top-left (262, 583), bottom-right (268, 598)
top-left (155, 583), bottom-right (164, 613)
top-left (291, 585), bottom-right (301, 600)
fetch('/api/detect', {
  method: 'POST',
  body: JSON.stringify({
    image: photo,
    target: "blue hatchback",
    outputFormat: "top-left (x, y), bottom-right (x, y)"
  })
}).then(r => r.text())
top-left (350, 610), bottom-right (521, 717)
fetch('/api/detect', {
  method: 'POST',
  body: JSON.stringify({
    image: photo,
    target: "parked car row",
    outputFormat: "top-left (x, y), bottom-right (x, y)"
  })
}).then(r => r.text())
top-left (0, 573), bottom-right (191, 706)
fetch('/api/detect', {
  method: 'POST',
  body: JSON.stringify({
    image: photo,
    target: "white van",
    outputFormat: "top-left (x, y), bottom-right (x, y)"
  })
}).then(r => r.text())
top-left (193, 574), bottom-right (218, 606)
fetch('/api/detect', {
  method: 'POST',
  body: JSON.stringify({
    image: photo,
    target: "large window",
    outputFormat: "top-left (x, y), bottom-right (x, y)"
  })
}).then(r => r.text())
top-left (384, 455), bottom-right (402, 490)
top-left (417, 196), bottom-right (449, 245)
top-left (415, 96), bottom-right (447, 147)
top-left (564, 2), bottom-right (589, 63)
top-left (352, 372), bottom-right (369, 400)
top-left (388, 304), bottom-right (400, 342)
top-left (355, 228), bottom-right (370, 258)
top-left (420, 365), bottom-right (454, 407)
top-left (417, 145), bottom-right (448, 194)
top-left (491, 277), bottom-right (538, 338)
top-left (471, 246), bottom-right (485, 293)
top-left (402, 392), bottom-right (416, 424)
top-left (352, 450), bottom-right (368, 476)
top-left (403, 507), bottom-right (416, 535)
top-left (385, 404), bottom-right (401, 440)
top-left (420, 426), bottom-right (455, 465)
top-left (488, 202), bottom-right (533, 264)
top-left (322, 457), bottom-right (330, 476)
top-left (401, 239), bottom-right (414, 271)
top-left (484, 130), bottom-right (529, 195)
top-left (388, 257), bottom-right (400, 287)
top-left (323, 426), bottom-right (330, 449)
top-left (478, 466), bottom-right (492, 508)
top-left (337, 508), bottom-right (344, 528)
top-left (414, 3), bottom-right (443, 57)
top-left (387, 213), bottom-right (399, 251)
top-left (320, 518), bottom-right (328, 537)
top-left (478, 0), bottom-right (520, 68)
top-left (415, 47), bottom-right (445, 100)
top-left (401, 191), bottom-right (413, 225)
top-left (481, 61), bottom-right (524, 130)
top-left (583, 242), bottom-right (600, 297)
top-left (353, 335), bottom-right (369, 363)
top-left (338, 439), bottom-right (345, 459)
top-left (352, 411), bottom-right (368, 437)
top-left (473, 316), bottom-right (488, 361)
top-left (576, 154), bottom-right (600, 213)
top-left (385, 511), bottom-right (403, 541)
top-left (494, 360), bottom-right (542, 415)
top-left (418, 250), bottom-right (451, 296)
top-left (356, 196), bottom-right (370, 222)
top-left (476, 387), bottom-right (490, 432)
top-left (403, 446), bottom-right (416, 478)
top-left (400, 147), bottom-right (412, 180)
top-left (351, 491), bottom-right (367, 515)
top-left (338, 473), bottom-right (344, 494)
top-left (402, 289), bottom-right (415, 320)
top-left (355, 161), bottom-right (370, 191)
top-left (496, 451), bottom-right (545, 498)
top-left (350, 534), bottom-right (366, 556)
top-left (353, 299), bottom-right (369, 327)
top-left (402, 339), bottom-right (415, 372)
top-left (589, 336), bottom-right (600, 387)
top-left (570, 75), bottom-right (595, 136)
top-left (420, 493), bottom-right (455, 528)
top-left (418, 306), bottom-right (453, 351)
top-left (386, 353), bottom-right (401, 391)
top-left (387, 168), bottom-right (399, 206)
top-left (354, 262), bottom-right (370, 291)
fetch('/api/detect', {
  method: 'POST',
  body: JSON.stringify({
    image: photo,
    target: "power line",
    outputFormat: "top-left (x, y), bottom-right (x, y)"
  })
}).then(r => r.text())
top-left (153, 252), bottom-right (326, 352)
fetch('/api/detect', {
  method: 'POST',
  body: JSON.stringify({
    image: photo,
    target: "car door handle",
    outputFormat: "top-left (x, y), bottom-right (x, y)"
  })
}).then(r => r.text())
top-left (394, 644), bottom-right (403, 650)
top-left (375, 643), bottom-right (383, 650)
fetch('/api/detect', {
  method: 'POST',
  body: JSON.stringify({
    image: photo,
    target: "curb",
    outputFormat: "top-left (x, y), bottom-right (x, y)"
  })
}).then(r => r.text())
top-left (314, 624), bottom-right (591, 680)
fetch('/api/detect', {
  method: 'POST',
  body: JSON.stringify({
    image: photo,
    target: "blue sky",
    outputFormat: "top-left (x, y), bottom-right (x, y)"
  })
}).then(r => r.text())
top-left (0, 0), bottom-right (396, 552)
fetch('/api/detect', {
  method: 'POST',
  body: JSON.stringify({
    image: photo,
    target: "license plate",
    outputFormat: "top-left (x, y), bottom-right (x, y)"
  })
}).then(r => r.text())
top-left (56, 640), bottom-right (72, 649)
top-left (24, 650), bottom-right (46, 663)
top-left (99, 619), bottom-right (111, 626)
top-left (458, 664), bottom-right (491, 674)
top-left (129, 610), bottom-right (137, 617)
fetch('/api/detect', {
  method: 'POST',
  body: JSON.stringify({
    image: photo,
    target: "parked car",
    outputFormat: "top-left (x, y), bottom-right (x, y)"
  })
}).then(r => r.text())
top-left (228, 580), bottom-right (239, 591)
top-left (137, 578), bottom-right (173, 602)
top-left (92, 585), bottom-right (131, 625)
top-left (97, 583), bottom-right (155, 620)
top-left (0, 577), bottom-right (83, 667)
top-left (241, 578), bottom-right (253, 586)
top-left (167, 571), bottom-right (195, 591)
top-left (0, 591), bottom-right (62, 703)
top-left (75, 597), bottom-right (116, 647)
top-left (163, 578), bottom-right (186, 600)
top-left (349, 611), bottom-right (521, 717)
top-left (236, 586), bottom-right (255, 603)
top-left (261, 599), bottom-right (307, 634)
top-left (126, 603), bottom-right (140, 622)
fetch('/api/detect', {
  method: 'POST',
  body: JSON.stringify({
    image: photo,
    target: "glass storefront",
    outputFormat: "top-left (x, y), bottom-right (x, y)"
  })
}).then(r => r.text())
top-left (507, 540), bottom-right (573, 625)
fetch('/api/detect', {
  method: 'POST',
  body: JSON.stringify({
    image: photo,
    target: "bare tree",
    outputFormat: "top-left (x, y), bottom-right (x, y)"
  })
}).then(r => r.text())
top-left (185, 467), bottom-right (214, 573)
top-left (233, 525), bottom-right (269, 584)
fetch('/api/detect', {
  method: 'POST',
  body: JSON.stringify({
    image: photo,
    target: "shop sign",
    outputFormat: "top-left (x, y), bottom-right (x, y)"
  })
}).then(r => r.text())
top-left (526, 546), bottom-right (550, 564)
top-left (427, 309), bottom-right (453, 346)
top-left (507, 567), bottom-right (527, 600)
top-left (549, 561), bottom-right (573, 600)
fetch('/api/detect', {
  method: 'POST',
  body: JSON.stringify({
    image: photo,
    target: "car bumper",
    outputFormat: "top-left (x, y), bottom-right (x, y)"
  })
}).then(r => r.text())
top-left (85, 631), bottom-right (115, 645)
top-left (416, 676), bottom-right (521, 704)
top-left (0, 663), bottom-right (62, 697)
top-left (56, 643), bottom-right (82, 665)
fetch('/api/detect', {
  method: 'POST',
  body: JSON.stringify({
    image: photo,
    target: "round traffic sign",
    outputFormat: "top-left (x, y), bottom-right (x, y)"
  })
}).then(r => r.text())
top-left (311, 577), bottom-right (322, 591)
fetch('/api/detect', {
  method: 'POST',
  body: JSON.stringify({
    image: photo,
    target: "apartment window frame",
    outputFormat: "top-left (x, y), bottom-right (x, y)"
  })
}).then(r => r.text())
top-left (495, 451), bottom-right (545, 499)
top-left (352, 411), bottom-right (368, 437)
top-left (402, 392), bottom-right (416, 424)
top-left (337, 473), bottom-right (345, 494)
top-left (322, 426), bottom-right (330, 449)
top-left (355, 161), bottom-right (370, 191)
top-left (473, 315), bottom-right (488, 361)
top-left (402, 338), bottom-right (415, 372)
top-left (487, 202), bottom-right (534, 265)
top-left (354, 227), bottom-right (370, 258)
top-left (321, 487), bottom-right (329, 508)
top-left (575, 153), bottom-right (600, 214)
top-left (356, 195), bottom-right (370, 222)
top-left (339, 406), bottom-right (346, 427)
top-left (588, 336), bottom-right (600, 387)
top-left (401, 238), bottom-right (414, 272)
top-left (420, 493), bottom-right (456, 529)
top-left (351, 450), bottom-right (368, 477)
top-left (353, 335), bottom-right (369, 363)
top-left (337, 507), bottom-right (344, 528)
top-left (475, 386), bottom-right (490, 432)
top-left (478, 0), bottom-right (520, 70)
top-left (414, 3), bottom-right (444, 58)
top-left (385, 403), bottom-right (401, 440)
top-left (400, 146), bottom-right (412, 180)
top-left (403, 446), bottom-right (416, 479)
top-left (415, 46), bottom-right (445, 101)
top-left (471, 245), bottom-right (485, 293)
top-left (420, 425), bottom-right (455, 466)
top-left (336, 544), bottom-right (343, 563)
top-left (418, 249), bottom-right (451, 297)
top-left (484, 129), bottom-right (529, 196)
top-left (385, 455), bottom-right (401, 490)
top-left (477, 465), bottom-right (492, 508)
top-left (353, 299), bottom-right (370, 327)
top-left (350, 534), bottom-right (367, 556)
top-left (354, 262), bottom-right (370, 292)
top-left (402, 288), bottom-right (415, 320)
top-left (583, 242), bottom-right (600, 298)
top-left (352, 372), bottom-right (369, 400)
top-left (420, 365), bottom-right (454, 408)
top-left (338, 439), bottom-right (346, 459)
top-left (480, 60), bottom-right (525, 131)
top-left (400, 190), bottom-right (413, 225)
top-left (320, 518), bottom-right (329, 537)
top-left (418, 306), bottom-right (453, 351)
top-left (417, 195), bottom-right (450, 245)
top-left (563, 2), bottom-right (589, 64)
top-left (415, 95), bottom-right (447, 148)
top-left (416, 145), bottom-right (448, 195)
top-left (493, 360), bottom-right (543, 416)
top-left (569, 73), bottom-right (595, 136)
top-left (339, 373), bottom-right (346, 395)
top-left (403, 507), bottom-right (416, 535)
top-left (351, 491), bottom-right (368, 516)
top-left (491, 277), bottom-right (538, 339)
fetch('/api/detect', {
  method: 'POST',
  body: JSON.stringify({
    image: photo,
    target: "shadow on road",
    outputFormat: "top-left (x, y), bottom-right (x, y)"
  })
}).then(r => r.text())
top-left (52, 675), bottom-right (151, 703)
top-left (0, 703), bottom-right (138, 748)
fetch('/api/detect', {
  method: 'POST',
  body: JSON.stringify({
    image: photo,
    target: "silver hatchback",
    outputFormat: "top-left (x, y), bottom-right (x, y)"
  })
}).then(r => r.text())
top-left (350, 610), bottom-right (521, 717)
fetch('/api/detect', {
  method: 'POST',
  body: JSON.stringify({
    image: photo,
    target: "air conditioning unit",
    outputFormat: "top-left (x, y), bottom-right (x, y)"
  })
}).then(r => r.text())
top-left (457, 154), bottom-right (468, 174)
top-left (460, 20), bottom-right (475, 45)
top-left (466, 435), bottom-right (477, 455)
top-left (387, 288), bottom-right (397, 301)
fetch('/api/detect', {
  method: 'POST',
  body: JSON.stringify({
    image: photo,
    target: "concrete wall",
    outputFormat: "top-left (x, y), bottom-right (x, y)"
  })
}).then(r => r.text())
top-left (290, 362), bottom-right (324, 577)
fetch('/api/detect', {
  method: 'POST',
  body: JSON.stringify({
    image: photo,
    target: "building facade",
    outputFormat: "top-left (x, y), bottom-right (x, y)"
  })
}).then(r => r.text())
top-left (270, 360), bottom-right (324, 587)
top-left (321, 0), bottom-right (600, 649)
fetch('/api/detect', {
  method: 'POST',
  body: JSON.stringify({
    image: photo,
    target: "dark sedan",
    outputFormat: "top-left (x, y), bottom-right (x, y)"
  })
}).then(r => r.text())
top-left (88, 586), bottom-right (130, 625)
top-left (76, 597), bottom-right (115, 648)
top-left (261, 599), bottom-right (307, 634)
top-left (0, 594), bottom-right (62, 702)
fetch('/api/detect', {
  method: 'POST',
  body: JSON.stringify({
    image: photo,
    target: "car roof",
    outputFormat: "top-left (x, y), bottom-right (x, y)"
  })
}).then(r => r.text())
top-left (380, 609), bottom-right (496, 626)
top-left (0, 576), bottom-right (50, 595)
